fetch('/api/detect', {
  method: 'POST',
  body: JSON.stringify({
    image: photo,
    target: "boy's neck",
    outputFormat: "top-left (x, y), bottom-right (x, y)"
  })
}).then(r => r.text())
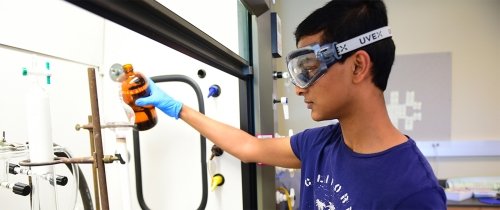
top-left (339, 91), bottom-right (407, 154)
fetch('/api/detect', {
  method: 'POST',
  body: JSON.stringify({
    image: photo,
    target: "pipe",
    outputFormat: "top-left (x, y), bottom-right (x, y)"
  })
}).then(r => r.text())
top-left (134, 75), bottom-right (208, 210)
top-left (78, 164), bottom-right (94, 210)
top-left (133, 131), bottom-right (149, 210)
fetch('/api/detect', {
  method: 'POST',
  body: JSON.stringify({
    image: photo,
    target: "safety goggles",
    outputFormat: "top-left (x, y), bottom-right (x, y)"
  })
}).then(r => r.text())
top-left (286, 26), bottom-right (392, 88)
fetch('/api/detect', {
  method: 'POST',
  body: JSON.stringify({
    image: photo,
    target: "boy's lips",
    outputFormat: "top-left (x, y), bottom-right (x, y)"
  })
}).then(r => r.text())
top-left (304, 100), bottom-right (313, 109)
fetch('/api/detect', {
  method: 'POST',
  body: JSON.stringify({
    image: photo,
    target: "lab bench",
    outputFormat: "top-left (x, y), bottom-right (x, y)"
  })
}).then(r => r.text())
top-left (448, 198), bottom-right (500, 210)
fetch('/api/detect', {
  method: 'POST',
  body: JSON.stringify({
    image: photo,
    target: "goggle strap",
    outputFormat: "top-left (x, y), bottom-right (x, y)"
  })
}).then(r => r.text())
top-left (335, 26), bottom-right (392, 55)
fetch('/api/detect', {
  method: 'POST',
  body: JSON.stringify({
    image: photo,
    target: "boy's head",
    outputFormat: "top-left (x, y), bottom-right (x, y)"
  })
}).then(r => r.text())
top-left (293, 0), bottom-right (395, 91)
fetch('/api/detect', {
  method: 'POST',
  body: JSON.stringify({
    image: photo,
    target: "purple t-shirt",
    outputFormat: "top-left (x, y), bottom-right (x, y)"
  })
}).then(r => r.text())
top-left (290, 123), bottom-right (446, 210)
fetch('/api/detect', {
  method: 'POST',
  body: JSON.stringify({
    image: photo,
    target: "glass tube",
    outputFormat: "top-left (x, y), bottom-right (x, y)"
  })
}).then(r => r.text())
top-left (31, 167), bottom-right (58, 210)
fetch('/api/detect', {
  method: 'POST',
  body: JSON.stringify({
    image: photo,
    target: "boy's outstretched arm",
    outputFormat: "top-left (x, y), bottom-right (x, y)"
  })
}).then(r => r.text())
top-left (136, 79), bottom-right (300, 168)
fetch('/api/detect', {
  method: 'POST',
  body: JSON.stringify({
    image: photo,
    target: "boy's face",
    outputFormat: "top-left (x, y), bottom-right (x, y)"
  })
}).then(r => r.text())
top-left (295, 33), bottom-right (354, 121)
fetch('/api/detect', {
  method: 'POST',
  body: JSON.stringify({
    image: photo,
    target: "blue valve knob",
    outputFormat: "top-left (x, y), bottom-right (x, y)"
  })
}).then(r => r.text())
top-left (208, 84), bottom-right (221, 98)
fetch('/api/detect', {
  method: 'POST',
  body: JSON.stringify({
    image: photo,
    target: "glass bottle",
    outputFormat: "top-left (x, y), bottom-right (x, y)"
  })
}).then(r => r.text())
top-left (109, 63), bottom-right (158, 131)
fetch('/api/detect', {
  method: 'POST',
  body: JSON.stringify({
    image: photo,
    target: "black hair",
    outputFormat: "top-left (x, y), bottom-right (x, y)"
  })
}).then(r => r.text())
top-left (294, 0), bottom-right (396, 91)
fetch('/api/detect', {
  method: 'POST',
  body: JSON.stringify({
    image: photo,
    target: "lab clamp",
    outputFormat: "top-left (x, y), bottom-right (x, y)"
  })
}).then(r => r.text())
top-left (70, 67), bottom-right (133, 210)
top-left (0, 134), bottom-right (86, 210)
top-left (0, 133), bottom-right (32, 197)
top-left (1, 66), bottom-right (130, 210)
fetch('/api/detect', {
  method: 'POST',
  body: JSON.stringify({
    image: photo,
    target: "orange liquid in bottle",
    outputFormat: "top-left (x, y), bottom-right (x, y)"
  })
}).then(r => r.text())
top-left (121, 64), bottom-right (158, 131)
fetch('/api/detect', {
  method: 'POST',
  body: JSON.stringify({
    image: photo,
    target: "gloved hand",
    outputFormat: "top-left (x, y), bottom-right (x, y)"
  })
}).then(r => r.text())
top-left (135, 78), bottom-right (182, 119)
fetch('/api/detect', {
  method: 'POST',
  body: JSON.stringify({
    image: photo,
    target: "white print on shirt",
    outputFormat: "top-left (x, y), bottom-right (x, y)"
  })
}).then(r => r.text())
top-left (305, 174), bottom-right (353, 210)
top-left (315, 200), bottom-right (335, 210)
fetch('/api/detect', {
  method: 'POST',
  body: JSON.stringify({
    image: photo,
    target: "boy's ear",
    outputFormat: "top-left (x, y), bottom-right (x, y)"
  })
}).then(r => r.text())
top-left (351, 50), bottom-right (372, 83)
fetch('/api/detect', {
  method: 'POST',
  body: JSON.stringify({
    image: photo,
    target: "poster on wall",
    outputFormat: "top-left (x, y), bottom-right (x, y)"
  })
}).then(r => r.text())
top-left (385, 52), bottom-right (451, 141)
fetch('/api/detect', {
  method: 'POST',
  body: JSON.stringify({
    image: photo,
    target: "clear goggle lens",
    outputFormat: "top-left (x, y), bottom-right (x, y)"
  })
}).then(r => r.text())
top-left (286, 47), bottom-right (329, 88)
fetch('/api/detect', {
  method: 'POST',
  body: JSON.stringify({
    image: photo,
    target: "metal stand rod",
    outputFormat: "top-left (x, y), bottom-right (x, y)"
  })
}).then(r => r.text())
top-left (87, 68), bottom-right (109, 210)
top-left (87, 116), bottom-right (101, 210)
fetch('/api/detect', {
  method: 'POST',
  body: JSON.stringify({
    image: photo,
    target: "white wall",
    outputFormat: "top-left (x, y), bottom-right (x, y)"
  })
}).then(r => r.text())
top-left (385, 0), bottom-right (500, 140)
top-left (274, 0), bottom-right (500, 179)
top-left (0, 0), bottom-right (245, 210)
top-left (0, 0), bottom-right (104, 66)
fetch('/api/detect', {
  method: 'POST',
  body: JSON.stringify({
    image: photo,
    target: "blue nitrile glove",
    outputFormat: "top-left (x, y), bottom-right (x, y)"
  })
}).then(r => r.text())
top-left (135, 78), bottom-right (183, 119)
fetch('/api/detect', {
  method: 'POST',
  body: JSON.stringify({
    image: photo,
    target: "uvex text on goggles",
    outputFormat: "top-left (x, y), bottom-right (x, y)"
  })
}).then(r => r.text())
top-left (286, 26), bottom-right (392, 88)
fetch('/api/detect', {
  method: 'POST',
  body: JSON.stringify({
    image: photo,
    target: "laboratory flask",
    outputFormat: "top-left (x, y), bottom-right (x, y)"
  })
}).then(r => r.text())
top-left (110, 63), bottom-right (158, 131)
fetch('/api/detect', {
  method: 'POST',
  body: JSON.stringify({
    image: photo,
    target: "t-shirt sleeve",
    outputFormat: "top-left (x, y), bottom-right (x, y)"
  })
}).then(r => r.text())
top-left (290, 124), bottom-right (337, 161)
top-left (290, 132), bottom-right (303, 160)
top-left (396, 187), bottom-right (447, 210)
